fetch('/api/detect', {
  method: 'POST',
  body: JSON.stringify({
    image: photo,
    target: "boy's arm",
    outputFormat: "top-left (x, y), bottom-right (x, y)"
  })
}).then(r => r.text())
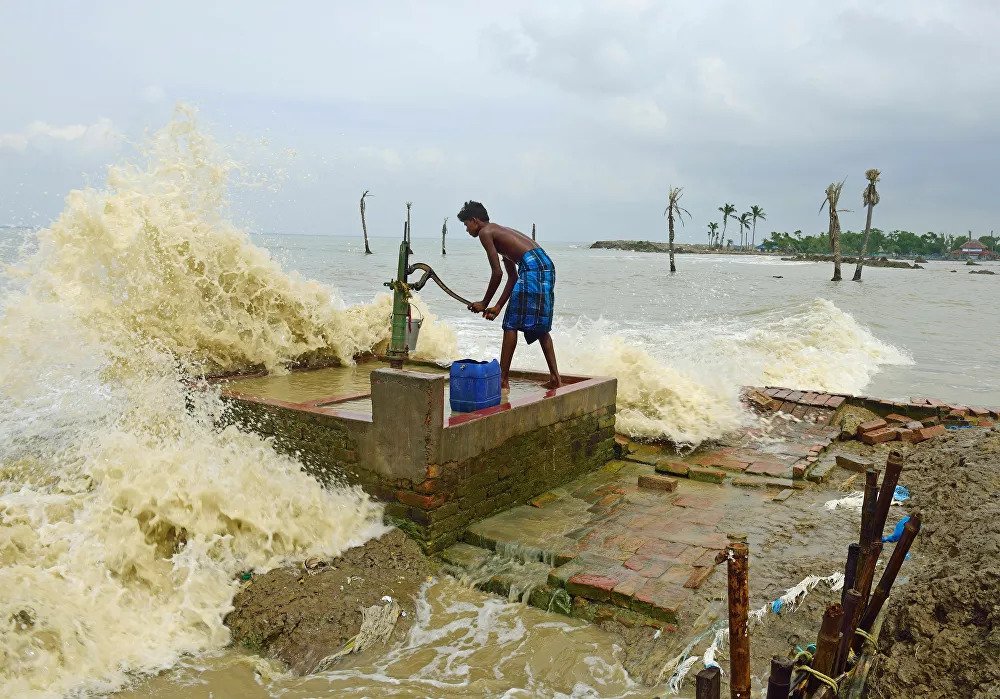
top-left (469, 229), bottom-right (503, 312)
top-left (484, 258), bottom-right (518, 319)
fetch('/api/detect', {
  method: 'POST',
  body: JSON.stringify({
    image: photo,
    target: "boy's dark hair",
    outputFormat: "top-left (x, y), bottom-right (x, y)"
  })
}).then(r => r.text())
top-left (457, 201), bottom-right (489, 223)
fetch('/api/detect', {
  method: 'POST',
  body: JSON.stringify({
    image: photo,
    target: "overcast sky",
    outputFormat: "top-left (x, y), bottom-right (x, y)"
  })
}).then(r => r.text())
top-left (1, 1), bottom-right (997, 242)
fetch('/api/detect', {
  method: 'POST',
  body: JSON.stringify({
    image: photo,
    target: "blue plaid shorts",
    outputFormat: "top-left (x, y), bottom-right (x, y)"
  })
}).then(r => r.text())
top-left (502, 248), bottom-right (555, 344)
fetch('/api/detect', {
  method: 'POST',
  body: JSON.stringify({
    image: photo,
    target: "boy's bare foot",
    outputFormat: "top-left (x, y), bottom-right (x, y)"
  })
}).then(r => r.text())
top-left (542, 377), bottom-right (562, 389)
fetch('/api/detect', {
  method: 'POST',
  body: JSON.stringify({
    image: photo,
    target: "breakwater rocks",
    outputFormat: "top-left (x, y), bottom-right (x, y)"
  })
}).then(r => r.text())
top-left (781, 254), bottom-right (920, 269)
top-left (590, 240), bottom-right (771, 254)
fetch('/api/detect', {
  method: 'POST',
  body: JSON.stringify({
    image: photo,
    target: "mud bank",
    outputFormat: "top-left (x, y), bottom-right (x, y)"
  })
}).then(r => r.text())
top-left (780, 254), bottom-right (919, 269)
top-left (871, 426), bottom-right (1000, 698)
top-left (224, 529), bottom-right (438, 674)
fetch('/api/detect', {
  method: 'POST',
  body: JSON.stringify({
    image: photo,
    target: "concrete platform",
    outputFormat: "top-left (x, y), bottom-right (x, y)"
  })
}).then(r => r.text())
top-left (220, 360), bottom-right (618, 552)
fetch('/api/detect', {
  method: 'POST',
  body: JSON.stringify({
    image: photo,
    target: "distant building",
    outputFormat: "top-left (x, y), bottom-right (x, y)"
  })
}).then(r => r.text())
top-left (949, 239), bottom-right (996, 260)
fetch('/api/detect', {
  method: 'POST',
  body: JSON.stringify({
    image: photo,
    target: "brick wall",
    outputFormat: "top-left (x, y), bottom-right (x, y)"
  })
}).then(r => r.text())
top-left (383, 406), bottom-right (616, 553)
top-left (222, 371), bottom-right (618, 554)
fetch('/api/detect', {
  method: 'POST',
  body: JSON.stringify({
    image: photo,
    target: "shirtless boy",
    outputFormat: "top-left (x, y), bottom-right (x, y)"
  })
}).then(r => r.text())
top-left (457, 200), bottom-right (561, 389)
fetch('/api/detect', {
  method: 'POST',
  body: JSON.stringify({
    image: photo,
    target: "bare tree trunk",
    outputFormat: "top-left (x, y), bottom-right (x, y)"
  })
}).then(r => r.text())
top-left (360, 190), bottom-right (372, 254)
top-left (668, 211), bottom-right (676, 273)
top-left (751, 221), bottom-right (757, 249)
top-left (405, 201), bottom-right (412, 246)
top-left (441, 217), bottom-right (447, 255)
top-left (853, 203), bottom-right (874, 281)
top-left (531, 223), bottom-right (536, 242)
top-left (831, 216), bottom-right (842, 281)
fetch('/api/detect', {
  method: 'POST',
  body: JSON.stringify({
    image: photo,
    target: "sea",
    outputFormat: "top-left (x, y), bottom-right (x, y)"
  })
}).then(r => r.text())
top-left (1, 111), bottom-right (995, 698)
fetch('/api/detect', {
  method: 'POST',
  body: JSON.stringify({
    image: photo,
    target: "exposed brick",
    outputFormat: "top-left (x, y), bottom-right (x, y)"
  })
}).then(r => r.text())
top-left (636, 539), bottom-right (688, 560)
top-left (772, 488), bottom-right (795, 502)
top-left (689, 466), bottom-right (727, 484)
top-left (627, 556), bottom-right (672, 578)
top-left (909, 396), bottom-right (929, 405)
top-left (610, 574), bottom-right (645, 607)
top-left (655, 460), bottom-right (690, 477)
top-left (395, 490), bottom-right (447, 510)
top-left (638, 474), bottom-right (679, 492)
top-left (773, 388), bottom-right (792, 399)
top-left (792, 461), bottom-right (808, 479)
top-left (684, 565), bottom-right (716, 589)
top-left (567, 571), bottom-right (631, 602)
top-left (529, 491), bottom-right (560, 508)
top-left (825, 395), bottom-right (846, 408)
top-left (859, 418), bottom-right (888, 433)
top-left (860, 428), bottom-right (897, 445)
top-left (921, 416), bottom-right (941, 427)
top-left (918, 424), bottom-right (947, 440)
top-left (885, 413), bottom-right (910, 424)
top-left (673, 494), bottom-right (717, 509)
top-left (969, 406), bottom-right (990, 416)
top-left (746, 460), bottom-right (789, 478)
top-left (835, 454), bottom-right (874, 472)
top-left (631, 579), bottom-right (690, 622)
top-left (898, 429), bottom-right (921, 443)
top-left (786, 391), bottom-right (804, 403)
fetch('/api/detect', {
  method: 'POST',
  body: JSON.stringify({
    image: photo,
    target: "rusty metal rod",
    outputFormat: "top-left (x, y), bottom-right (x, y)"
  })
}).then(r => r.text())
top-left (809, 603), bottom-right (844, 691)
top-left (871, 451), bottom-right (905, 542)
top-left (727, 540), bottom-right (751, 699)
top-left (835, 589), bottom-right (863, 674)
top-left (856, 513), bottom-right (922, 645)
top-left (766, 656), bottom-right (794, 699)
top-left (696, 665), bottom-right (722, 699)
top-left (842, 543), bottom-right (860, 605)
top-left (859, 468), bottom-right (880, 547)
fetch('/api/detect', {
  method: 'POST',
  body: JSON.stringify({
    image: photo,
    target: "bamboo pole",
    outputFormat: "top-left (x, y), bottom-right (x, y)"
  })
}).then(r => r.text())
top-left (854, 541), bottom-right (883, 614)
top-left (696, 666), bottom-right (722, 699)
top-left (726, 538), bottom-right (751, 699)
top-left (871, 451), bottom-right (904, 542)
top-left (835, 589), bottom-right (863, 675)
top-left (810, 603), bottom-right (843, 691)
top-left (766, 657), bottom-right (794, 699)
top-left (859, 468), bottom-right (880, 547)
top-left (841, 543), bottom-right (860, 605)
top-left (856, 514), bottom-right (922, 644)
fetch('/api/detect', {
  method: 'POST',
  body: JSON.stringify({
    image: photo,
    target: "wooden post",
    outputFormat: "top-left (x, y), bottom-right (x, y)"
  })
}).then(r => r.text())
top-left (727, 537), bottom-right (751, 699)
top-left (441, 217), bottom-right (448, 256)
top-left (531, 222), bottom-right (536, 241)
top-left (696, 666), bottom-right (722, 699)
top-left (766, 656), bottom-right (794, 698)
top-left (871, 451), bottom-right (904, 542)
top-left (835, 589), bottom-right (863, 674)
top-left (809, 604), bottom-right (843, 691)
top-left (842, 543), bottom-right (861, 604)
top-left (856, 514), bottom-right (922, 644)
top-left (859, 468), bottom-right (880, 547)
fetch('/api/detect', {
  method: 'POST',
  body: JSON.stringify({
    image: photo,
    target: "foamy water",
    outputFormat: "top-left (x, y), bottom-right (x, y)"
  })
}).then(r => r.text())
top-left (0, 107), bottom-right (944, 696)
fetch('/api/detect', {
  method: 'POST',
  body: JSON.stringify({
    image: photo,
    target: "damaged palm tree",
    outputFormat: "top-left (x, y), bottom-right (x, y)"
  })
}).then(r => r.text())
top-left (820, 180), bottom-right (847, 281)
top-left (441, 217), bottom-right (448, 255)
top-left (360, 190), bottom-right (373, 254)
top-left (665, 187), bottom-right (691, 273)
top-left (853, 169), bottom-right (881, 281)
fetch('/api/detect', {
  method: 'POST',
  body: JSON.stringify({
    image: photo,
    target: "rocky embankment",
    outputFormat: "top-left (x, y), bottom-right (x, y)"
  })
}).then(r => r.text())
top-left (781, 254), bottom-right (920, 269)
top-left (590, 240), bottom-right (772, 254)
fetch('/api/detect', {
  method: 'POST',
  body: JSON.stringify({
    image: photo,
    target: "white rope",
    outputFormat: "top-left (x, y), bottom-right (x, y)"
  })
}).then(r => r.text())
top-left (660, 570), bottom-right (844, 695)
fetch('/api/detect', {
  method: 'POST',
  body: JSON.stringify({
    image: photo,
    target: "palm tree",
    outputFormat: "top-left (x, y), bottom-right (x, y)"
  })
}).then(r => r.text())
top-left (820, 180), bottom-right (847, 281)
top-left (737, 212), bottom-right (752, 250)
top-left (708, 221), bottom-right (719, 247)
top-left (852, 170), bottom-right (881, 281)
top-left (441, 217), bottom-right (448, 255)
top-left (718, 203), bottom-right (736, 249)
top-left (664, 187), bottom-right (691, 273)
top-left (749, 205), bottom-right (766, 250)
top-left (360, 190), bottom-right (373, 254)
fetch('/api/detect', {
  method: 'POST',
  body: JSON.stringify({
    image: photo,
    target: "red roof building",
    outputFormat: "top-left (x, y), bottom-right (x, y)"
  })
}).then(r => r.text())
top-left (950, 239), bottom-right (996, 260)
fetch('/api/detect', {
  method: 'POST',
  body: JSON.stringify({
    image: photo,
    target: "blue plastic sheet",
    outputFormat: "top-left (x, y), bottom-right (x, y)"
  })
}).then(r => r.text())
top-left (893, 485), bottom-right (910, 502)
top-left (883, 515), bottom-right (910, 543)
